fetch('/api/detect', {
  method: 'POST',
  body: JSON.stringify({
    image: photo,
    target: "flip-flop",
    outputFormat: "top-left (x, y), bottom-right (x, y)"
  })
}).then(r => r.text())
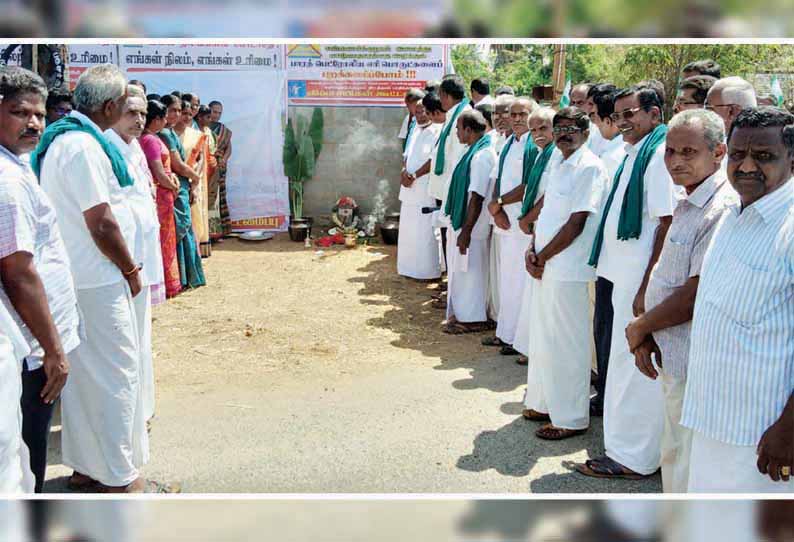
top-left (522, 409), bottom-right (551, 422)
top-left (481, 336), bottom-right (506, 347)
top-left (535, 424), bottom-right (587, 440)
top-left (143, 480), bottom-right (182, 494)
top-left (574, 457), bottom-right (648, 480)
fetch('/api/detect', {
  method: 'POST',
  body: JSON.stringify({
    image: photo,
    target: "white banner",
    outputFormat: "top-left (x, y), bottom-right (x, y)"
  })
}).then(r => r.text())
top-left (67, 44), bottom-right (118, 89)
top-left (120, 44), bottom-right (289, 231)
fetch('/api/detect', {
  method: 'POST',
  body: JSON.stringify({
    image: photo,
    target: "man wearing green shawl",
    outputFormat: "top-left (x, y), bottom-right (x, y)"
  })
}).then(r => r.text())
top-left (480, 98), bottom-right (536, 356)
top-left (38, 65), bottom-right (175, 492)
top-left (523, 107), bottom-right (609, 441)
top-left (513, 107), bottom-right (557, 366)
top-left (576, 84), bottom-right (677, 481)
top-left (442, 111), bottom-right (496, 334)
top-left (427, 75), bottom-right (472, 273)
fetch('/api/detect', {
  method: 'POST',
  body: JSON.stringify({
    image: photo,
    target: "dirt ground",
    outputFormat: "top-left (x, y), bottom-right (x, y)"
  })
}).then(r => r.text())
top-left (44, 234), bottom-right (660, 493)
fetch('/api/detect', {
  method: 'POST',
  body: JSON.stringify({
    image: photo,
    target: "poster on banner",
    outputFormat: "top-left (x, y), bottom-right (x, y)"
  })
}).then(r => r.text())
top-left (66, 44), bottom-right (118, 90)
top-left (0, 44), bottom-right (23, 66)
top-left (287, 44), bottom-right (447, 106)
top-left (120, 44), bottom-right (290, 232)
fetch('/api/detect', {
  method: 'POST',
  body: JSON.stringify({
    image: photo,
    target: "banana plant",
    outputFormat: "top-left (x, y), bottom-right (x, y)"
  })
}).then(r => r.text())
top-left (283, 107), bottom-right (324, 219)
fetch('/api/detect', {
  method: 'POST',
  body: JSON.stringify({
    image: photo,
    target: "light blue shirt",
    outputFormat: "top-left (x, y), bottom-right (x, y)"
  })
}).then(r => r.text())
top-left (681, 179), bottom-right (794, 446)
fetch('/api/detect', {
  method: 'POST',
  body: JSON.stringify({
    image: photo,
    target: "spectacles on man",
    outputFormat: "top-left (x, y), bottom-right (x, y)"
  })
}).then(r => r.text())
top-left (705, 103), bottom-right (735, 111)
top-left (552, 125), bottom-right (583, 135)
top-left (610, 107), bottom-right (644, 122)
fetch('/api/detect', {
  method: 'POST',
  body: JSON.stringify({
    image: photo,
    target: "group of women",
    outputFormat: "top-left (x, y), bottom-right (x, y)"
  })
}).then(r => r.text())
top-left (138, 92), bottom-right (230, 298)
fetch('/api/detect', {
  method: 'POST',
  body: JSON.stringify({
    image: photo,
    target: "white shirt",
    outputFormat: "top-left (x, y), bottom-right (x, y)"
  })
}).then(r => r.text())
top-left (597, 133), bottom-right (625, 181)
top-left (0, 302), bottom-right (29, 365)
top-left (596, 131), bottom-right (678, 286)
top-left (682, 179), bottom-right (794, 446)
top-left (535, 145), bottom-right (609, 282)
top-left (0, 145), bottom-right (81, 370)
top-left (587, 127), bottom-right (608, 156)
top-left (473, 95), bottom-right (494, 107)
top-left (399, 123), bottom-right (440, 207)
top-left (493, 133), bottom-right (529, 237)
top-left (39, 111), bottom-right (138, 290)
top-left (397, 114), bottom-right (410, 139)
top-left (465, 144), bottom-right (497, 240)
top-left (428, 102), bottom-right (472, 203)
top-left (401, 118), bottom-right (422, 164)
top-left (105, 130), bottom-right (165, 289)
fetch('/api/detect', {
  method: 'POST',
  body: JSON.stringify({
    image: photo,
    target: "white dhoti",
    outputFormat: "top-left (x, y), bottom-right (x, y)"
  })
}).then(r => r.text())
top-left (522, 275), bottom-right (543, 409)
top-left (133, 288), bottom-right (156, 422)
top-left (523, 279), bottom-right (592, 430)
top-left (513, 274), bottom-right (534, 356)
top-left (660, 372), bottom-right (692, 493)
top-left (486, 233), bottom-right (500, 321)
top-left (495, 234), bottom-right (530, 345)
top-left (61, 281), bottom-right (149, 487)
top-left (688, 430), bottom-right (794, 493)
top-left (603, 277), bottom-right (665, 475)
top-left (397, 204), bottom-right (441, 280)
top-left (445, 228), bottom-right (489, 323)
top-left (0, 336), bottom-right (34, 494)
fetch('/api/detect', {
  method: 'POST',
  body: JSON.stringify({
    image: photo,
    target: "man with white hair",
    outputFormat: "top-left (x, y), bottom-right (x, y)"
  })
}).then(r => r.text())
top-left (34, 65), bottom-right (174, 492)
top-left (105, 84), bottom-right (165, 430)
top-left (624, 109), bottom-right (737, 492)
top-left (705, 76), bottom-right (758, 134)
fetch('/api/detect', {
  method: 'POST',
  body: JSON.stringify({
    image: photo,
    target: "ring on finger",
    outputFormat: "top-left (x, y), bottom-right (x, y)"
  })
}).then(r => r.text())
top-left (781, 466), bottom-right (791, 477)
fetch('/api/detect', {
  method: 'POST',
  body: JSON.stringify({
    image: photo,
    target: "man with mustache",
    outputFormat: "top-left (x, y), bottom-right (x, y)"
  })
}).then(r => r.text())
top-left (673, 75), bottom-right (717, 114)
top-left (681, 107), bottom-right (794, 492)
top-left (624, 109), bottom-right (737, 492)
top-left (522, 107), bottom-right (608, 440)
top-left (576, 84), bottom-right (678, 480)
top-left (0, 66), bottom-right (77, 492)
top-left (482, 98), bottom-right (537, 356)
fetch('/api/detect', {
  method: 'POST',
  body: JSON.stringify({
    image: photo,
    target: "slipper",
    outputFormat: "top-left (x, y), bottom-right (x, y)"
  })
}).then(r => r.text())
top-left (516, 355), bottom-right (528, 366)
top-left (574, 457), bottom-right (649, 480)
top-left (535, 423), bottom-right (587, 440)
top-left (67, 473), bottom-right (99, 492)
top-left (522, 408), bottom-right (551, 422)
top-left (431, 298), bottom-right (447, 310)
top-left (443, 322), bottom-right (484, 335)
top-left (481, 336), bottom-right (506, 347)
top-left (499, 345), bottom-right (519, 356)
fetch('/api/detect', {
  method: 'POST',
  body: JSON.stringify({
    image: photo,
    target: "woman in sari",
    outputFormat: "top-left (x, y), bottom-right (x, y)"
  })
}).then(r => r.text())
top-left (175, 101), bottom-right (212, 258)
top-left (209, 101), bottom-right (233, 237)
top-left (157, 94), bottom-right (206, 290)
top-left (140, 99), bottom-right (182, 298)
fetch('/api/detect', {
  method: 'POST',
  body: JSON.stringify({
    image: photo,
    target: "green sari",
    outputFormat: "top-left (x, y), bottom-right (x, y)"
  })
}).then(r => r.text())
top-left (159, 128), bottom-right (206, 289)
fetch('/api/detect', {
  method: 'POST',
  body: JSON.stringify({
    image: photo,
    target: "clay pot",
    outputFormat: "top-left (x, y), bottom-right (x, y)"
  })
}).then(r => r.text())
top-left (288, 218), bottom-right (312, 242)
top-left (379, 222), bottom-right (399, 245)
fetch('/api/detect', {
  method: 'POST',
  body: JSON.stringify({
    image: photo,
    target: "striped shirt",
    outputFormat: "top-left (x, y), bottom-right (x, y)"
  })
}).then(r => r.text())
top-left (644, 171), bottom-right (738, 378)
top-left (681, 179), bottom-right (794, 446)
top-left (0, 145), bottom-right (80, 370)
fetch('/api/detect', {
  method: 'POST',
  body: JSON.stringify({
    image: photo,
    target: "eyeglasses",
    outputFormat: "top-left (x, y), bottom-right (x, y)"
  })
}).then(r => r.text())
top-left (610, 107), bottom-right (643, 122)
top-left (552, 126), bottom-right (583, 135)
top-left (705, 103), bottom-right (735, 111)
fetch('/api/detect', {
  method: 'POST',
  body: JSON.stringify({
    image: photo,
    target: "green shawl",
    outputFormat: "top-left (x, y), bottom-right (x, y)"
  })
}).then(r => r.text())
top-left (494, 133), bottom-right (539, 196)
top-left (433, 101), bottom-right (467, 175)
top-left (402, 116), bottom-right (416, 152)
top-left (519, 143), bottom-right (556, 218)
top-left (444, 134), bottom-right (492, 231)
top-left (588, 124), bottom-right (668, 267)
top-left (30, 115), bottom-right (134, 187)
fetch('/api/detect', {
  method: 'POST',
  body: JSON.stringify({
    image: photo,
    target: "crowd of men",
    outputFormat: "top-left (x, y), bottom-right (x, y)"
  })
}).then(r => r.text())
top-left (0, 63), bottom-right (234, 493)
top-left (396, 59), bottom-right (794, 492)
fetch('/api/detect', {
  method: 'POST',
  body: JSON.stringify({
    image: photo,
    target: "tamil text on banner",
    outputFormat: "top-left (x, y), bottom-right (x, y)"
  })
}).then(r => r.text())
top-left (66, 44), bottom-right (118, 90)
top-left (120, 44), bottom-right (289, 232)
top-left (287, 44), bottom-right (447, 106)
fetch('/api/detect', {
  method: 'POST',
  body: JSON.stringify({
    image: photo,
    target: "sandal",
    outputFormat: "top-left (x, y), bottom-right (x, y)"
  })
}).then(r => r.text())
top-left (499, 345), bottom-right (519, 356)
top-left (522, 408), bottom-right (551, 422)
top-left (574, 456), bottom-right (648, 480)
top-left (67, 473), bottom-right (99, 492)
top-left (442, 321), bottom-right (483, 335)
top-left (431, 298), bottom-right (447, 310)
top-left (481, 336), bottom-right (506, 347)
top-left (535, 423), bottom-right (587, 440)
top-left (516, 355), bottom-right (528, 366)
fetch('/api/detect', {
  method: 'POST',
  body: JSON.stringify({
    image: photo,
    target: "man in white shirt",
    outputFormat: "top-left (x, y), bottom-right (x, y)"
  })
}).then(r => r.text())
top-left (470, 78), bottom-right (494, 108)
top-left (705, 77), bottom-right (757, 135)
top-left (397, 96), bottom-right (442, 280)
top-left (106, 84), bottom-right (166, 428)
top-left (37, 65), bottom-right (173, 493)
top-left (0, 66), bottom-right (78, 493)
top-left (586, 85), bottom-right (624, 416)
top-left (581, 83), bottom-right (612, 156)
top-left (397, 88), bottom-right (424, 153)
top-left (482, 98), bottom-right (536, 355)
top-left (576, 84), bottom-right (677, 480)
top-left (427, 75), bottom-right (472, 282)
top-left (523, 107), bottom-right (608, 440)
top-left (442, 110), bottom-right (497, 334)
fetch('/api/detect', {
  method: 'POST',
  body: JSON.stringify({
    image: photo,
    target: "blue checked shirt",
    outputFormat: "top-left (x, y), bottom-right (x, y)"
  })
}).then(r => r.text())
top-left (681, 179), bottom-right (794, 446)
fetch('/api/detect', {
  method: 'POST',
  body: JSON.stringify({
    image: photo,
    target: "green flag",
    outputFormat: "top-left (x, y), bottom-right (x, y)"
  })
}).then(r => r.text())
top-left (771, 75), bottom-right (784, 107)
top-left (559, 78), bottom-right (571, 108)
